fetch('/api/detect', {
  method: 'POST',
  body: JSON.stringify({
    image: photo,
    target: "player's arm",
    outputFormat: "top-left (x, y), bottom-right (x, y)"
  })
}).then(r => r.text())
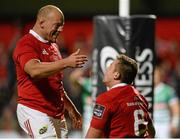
top-left (169, 100), bottom-right (179, 137)
top-left (24, 49), bottom-right (87, 78)
top-left (86, 127), bottom-right (103, 138)
top-left (141, 95), bottom-right (155, 138)
top-left (86, 98), bottom-right (108, 138)
top-left (146, 118), bottom-right (156, 138)
top-left (63, 91), bottom-right (82, 129)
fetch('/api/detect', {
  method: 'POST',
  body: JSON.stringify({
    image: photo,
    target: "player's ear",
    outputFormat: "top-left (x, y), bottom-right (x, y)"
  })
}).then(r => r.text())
top-left (114, 72), bottom-right (120, 80)
top-left (39, 19), bottom-right (45, 29)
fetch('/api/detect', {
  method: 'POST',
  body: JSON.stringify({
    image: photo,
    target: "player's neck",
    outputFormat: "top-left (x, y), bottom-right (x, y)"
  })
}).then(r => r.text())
top-left (107, 80), bottom-right (121, 89)
top-left (32, 26), bottom-right (46, 40)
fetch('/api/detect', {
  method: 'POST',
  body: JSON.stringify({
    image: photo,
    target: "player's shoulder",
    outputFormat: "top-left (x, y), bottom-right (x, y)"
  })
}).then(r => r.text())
top-left (163, 83), bottom-right (175, 93)
top-left (17, 33), bottom-right (35, 47)
top-left (137, 93), bottom-right (149, 108)
top-left (13, 34), bottom-right (36, 56)
top-left (96, 89), bottom-right (117, 104)
top-left (96, 91), bottom-right (110, 103)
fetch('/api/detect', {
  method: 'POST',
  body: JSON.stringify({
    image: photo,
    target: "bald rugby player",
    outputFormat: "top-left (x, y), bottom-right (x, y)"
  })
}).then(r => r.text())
top-left (13, 5), bottom-right (87, 138)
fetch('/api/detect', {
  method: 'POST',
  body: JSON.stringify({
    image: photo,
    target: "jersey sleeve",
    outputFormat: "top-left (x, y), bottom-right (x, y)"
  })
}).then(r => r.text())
top-left (90, 95), bottom-right (110, 130)
top-left (14, 42), bottom-right (39, 70)
top-left (166, 86), bottom-right (179, 105)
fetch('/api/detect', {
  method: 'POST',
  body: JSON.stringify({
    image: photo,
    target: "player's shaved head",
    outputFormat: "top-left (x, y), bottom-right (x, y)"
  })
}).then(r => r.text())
top-left (33, 5), bottom-right (65, 42)
top-left (37, 5), bottom-right (64, 22)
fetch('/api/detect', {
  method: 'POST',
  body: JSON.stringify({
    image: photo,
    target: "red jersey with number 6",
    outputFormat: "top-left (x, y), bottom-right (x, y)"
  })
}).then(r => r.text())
top-left (90, 85), bottom-right (152, 138)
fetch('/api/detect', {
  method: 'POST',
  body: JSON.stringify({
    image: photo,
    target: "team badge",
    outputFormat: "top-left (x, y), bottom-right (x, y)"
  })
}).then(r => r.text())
top-left (39, 126), bottom-right (48, 135)
top-left (93, 103), bottom-right (105, 119)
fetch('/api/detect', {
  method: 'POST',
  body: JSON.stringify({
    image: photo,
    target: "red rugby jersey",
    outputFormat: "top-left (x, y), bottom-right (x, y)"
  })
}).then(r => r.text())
top-left (91, 84), bottom-right (151, 138)
top-left (13, 31), bottom-right (65, 119)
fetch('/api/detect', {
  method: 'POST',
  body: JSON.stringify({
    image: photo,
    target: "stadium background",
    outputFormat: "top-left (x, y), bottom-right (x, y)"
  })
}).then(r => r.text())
top-left (0, 0), bottom-right (179, 137)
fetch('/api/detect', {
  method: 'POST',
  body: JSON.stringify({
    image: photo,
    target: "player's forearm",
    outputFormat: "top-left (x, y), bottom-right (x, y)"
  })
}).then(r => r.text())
top-left (170, 102), bottom-right (180, 128)
top-left (86, 127), bottom-right (103, 138)
top-left (31, 60), bottom-right (68, 77)
top-left (24, 58), bottom-right (69, 78)
top-left (63, 92), bottom-right (77, 112)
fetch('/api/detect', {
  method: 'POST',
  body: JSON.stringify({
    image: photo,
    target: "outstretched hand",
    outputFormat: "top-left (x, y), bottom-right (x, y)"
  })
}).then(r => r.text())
top-left (66, 49), bottom-right (88, 68)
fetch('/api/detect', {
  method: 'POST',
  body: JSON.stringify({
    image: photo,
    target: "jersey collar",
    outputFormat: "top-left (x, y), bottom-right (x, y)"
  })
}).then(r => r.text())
top-left (110, 83), bottom-right (128, 89)
top-left (29, 29), bottom-right (49, 43)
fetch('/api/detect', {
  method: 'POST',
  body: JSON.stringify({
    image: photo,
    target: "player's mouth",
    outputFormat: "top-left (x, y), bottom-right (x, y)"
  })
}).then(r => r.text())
top-left (52, 31), bottom-right (60, 38)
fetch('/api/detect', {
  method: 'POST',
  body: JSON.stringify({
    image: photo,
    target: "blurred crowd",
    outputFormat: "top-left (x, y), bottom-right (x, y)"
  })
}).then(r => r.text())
top-left (0, 20), bottom-right (180, 138)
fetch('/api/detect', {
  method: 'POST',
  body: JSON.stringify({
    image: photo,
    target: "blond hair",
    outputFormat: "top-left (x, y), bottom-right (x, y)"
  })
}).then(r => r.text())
top-left (116, 54), bottom-right (138, 84)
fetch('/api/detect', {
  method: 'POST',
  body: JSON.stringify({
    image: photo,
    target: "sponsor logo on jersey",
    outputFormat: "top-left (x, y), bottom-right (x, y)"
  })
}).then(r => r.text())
top-left (42, 49), bottom-right (49, 55)
top-left (93, 103), bottom-right (105, 119)
top-left (39, 125), bottom-right (48, 135)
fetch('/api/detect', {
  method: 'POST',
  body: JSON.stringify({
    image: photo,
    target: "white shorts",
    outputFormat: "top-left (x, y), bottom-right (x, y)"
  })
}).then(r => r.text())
top-left (17, 104), bottom-right (68, 138)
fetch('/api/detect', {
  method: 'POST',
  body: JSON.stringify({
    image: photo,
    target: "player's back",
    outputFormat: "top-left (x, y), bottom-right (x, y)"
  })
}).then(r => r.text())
top-left (100, 85), bottom-right (150, 138)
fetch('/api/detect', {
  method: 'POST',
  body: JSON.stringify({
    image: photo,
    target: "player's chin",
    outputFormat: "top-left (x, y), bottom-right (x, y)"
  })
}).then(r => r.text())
top-left (103, 79), bottom-right (109, 86)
